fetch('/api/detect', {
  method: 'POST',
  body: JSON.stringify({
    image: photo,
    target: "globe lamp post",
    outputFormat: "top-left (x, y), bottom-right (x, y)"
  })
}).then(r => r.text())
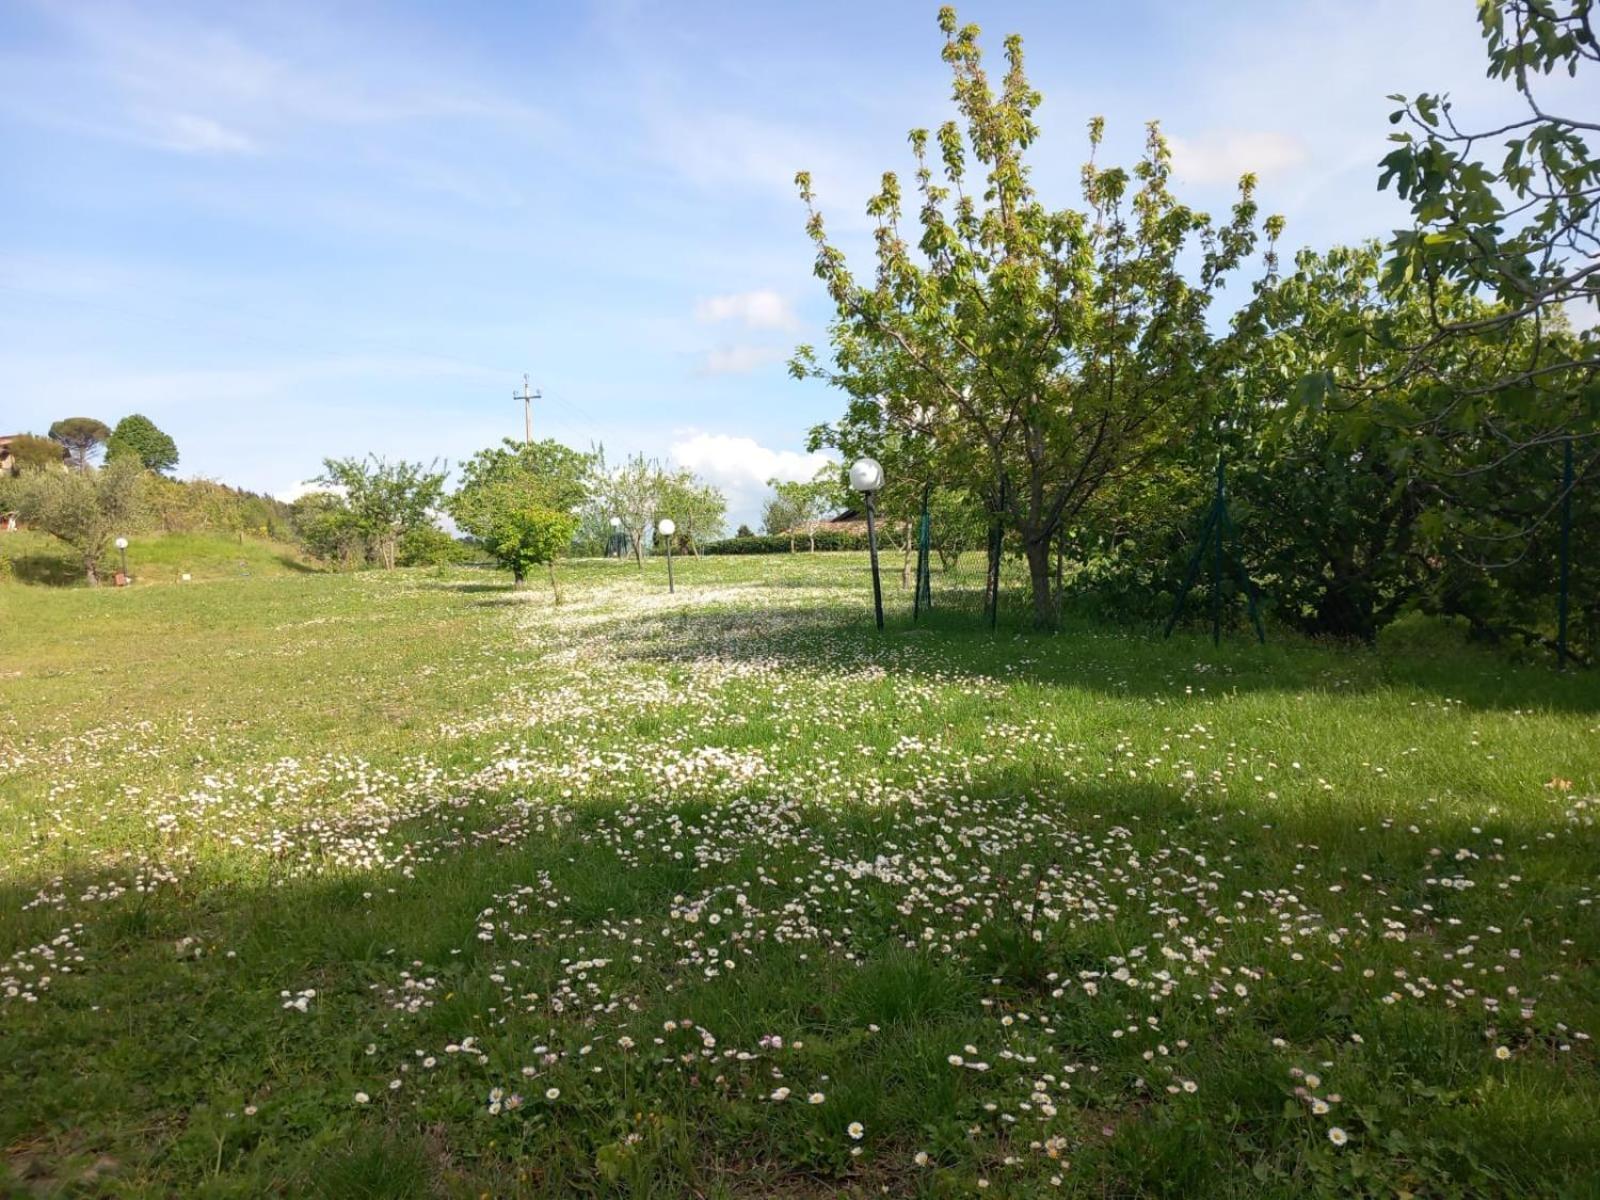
top-left (657, 519), bottom-right (676, 593)
top-left (849, 458), bottom-right (885, 631)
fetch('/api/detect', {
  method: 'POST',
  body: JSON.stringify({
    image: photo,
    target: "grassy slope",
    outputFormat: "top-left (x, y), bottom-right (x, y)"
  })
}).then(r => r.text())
top-left (0, 530), bottom-right (314, 588)
top-left (1, 554), bottom-right (1597, 1198)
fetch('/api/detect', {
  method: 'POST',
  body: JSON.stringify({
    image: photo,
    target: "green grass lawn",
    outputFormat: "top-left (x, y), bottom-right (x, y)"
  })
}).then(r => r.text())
top-left (2, 554), bottom-right (1597, 1198)
top-left (0, 530), bottom-right (315, 588)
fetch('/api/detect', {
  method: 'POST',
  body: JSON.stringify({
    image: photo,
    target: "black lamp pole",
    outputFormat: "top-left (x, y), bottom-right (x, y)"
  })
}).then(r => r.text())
top-left (865, 490), bottom-right (883, 632)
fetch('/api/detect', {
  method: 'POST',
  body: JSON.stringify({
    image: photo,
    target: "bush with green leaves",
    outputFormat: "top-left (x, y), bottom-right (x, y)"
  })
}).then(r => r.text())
top-left (397, 525), bottom-right (474, 568)
top-left (704, 531), bottom-right (869, 555)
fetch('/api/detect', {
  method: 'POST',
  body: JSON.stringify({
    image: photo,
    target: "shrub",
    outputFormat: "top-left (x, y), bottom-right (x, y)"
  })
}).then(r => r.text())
top-left (703, 531), bottom-right (869, 555)
top-left (397, 525), bottom-right (474, 567)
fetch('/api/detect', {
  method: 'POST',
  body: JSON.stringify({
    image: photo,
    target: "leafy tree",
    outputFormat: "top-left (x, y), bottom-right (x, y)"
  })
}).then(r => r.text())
top-left (4, 433), bottom-right (65, 473)
top-left (1370, 0), bottom-right (1597, 413)
top-left (449, 438), bottom-right (591, 586)
top-left (48, 417), bottom-right (111, 470)
top-left (927, 485), bottom-right (986, 571)
top-left (792, 8), bottom-right (1279, 627)
top-left (1301, 0), bottom-right (1599, 594)
top-left (291, 492), bottom-right (366, 568)
top-left (657, 469), bottom-right (728, 556)
top-left (766, 467), bottom-right (841, 552)
top-left (487, 501), bottom-right (580, 599)
top-left (735, 523), bottom-right (754, 538)
top-left (7, 457), bottom-right (143, 584)
top-left (105, 414), bottom-right (180, 474)
top-left (314, 456), bottom-right (446, 570)
top-left (598, 452), bottom-right (664, 568)
top-left (762, 491), bottom-right (805, 549)
top-left (450, 439), bottom-right (591, 543)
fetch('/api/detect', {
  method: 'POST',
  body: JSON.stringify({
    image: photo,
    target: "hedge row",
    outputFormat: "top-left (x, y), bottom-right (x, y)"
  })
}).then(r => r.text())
top-left (702, 531), bottom-right (871, 555)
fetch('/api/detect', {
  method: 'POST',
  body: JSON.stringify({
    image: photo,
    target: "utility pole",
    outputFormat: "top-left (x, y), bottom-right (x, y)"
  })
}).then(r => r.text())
top-left (515, 373), bottom-right (540, 446)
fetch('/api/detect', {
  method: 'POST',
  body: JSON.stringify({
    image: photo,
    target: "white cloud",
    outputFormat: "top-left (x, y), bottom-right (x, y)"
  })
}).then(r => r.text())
top-left (694, 289), bottom-right (797, 331)
top-left (1168, 130), bottom-right (1309, 185)
top-left (669, 432), bottom-right (835, 528)
top-left (273, 480), bottom-right (339, 503)
top-left (698, 345), bottom-right (788, 376)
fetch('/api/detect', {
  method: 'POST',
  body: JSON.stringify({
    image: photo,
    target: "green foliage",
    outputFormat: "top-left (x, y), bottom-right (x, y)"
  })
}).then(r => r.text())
top-left (47, 416), bottom-right (111, 469)
top-left (315, 456), bottom-right (447, 571)
top-left (4, 433), bottom-right (65, 473)
top-left (656, 468), bottom-right (728, 555)
top-left (592, 450), bottom-right (664, 568)
top-left (105, 414), bottom-right (180, 474)
top-left (794, 8), bottom-right (1280, 627)
top-left (290, 492), bottom-right (366, 568)
top-left (397, 524), bottom-right (473, 567)
top-left (765, 467), bottom-right (843, 552)
top-left (449, 439), bottom-right (592, 583)
top-left (704, 530), bottom-right (870, 555)
top-left (450, 439), bottom-right (592, 544)
top-left (5, 456), bottom-right (143, 584)
top-left (487, 502), bottom-right (580, 596)
top-left (1375, 0), bottom-right (1597, 409)
top-left (139, 475), bottom-right (294, 540)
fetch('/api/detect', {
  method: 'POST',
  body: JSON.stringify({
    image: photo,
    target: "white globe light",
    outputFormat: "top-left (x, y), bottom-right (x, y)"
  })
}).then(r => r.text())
top-left (610, 516), bottom-right (621, 528)
top-left (849, 458), bottom-right (885, 493)
top-left (115, 536), bottom-right (129, 550)
top-left (658, 518), bottom-right (676, 537)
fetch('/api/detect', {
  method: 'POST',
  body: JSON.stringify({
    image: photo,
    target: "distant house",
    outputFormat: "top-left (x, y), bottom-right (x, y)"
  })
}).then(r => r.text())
top-left (782, 508), bottom-right (868, 541)
top-left (811, 508), bottom-right (868, 536)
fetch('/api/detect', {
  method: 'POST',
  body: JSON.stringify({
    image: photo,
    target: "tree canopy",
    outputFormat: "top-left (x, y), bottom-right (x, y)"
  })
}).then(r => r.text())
top-left (48, 417), bottom-right (111, 470)
top-left (106, 414), bottom-right (180, 474)
top-left (793, 6), bottom-right (1280, 627)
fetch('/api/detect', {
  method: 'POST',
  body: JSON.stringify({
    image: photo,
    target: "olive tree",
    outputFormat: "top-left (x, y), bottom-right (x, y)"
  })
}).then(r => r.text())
top-left (8, 456), bottom-right (143, 584)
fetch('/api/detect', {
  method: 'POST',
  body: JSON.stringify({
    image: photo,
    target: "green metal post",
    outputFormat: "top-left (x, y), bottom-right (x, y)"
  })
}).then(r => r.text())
top-left (1211, 454), bottom-right (1225, 646)
top-left (914, 483), bottom-right (931, 622)
top-left (1163, 503), bottom-right (1220, 639)
top-left (1558, 438), bottom-right (1573, 670)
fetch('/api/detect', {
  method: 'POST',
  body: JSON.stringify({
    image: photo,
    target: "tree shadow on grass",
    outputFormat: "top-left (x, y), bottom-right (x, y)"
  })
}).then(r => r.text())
top-left (595, 589), bottom-right (1600, 714)
top-left (2, 775), bottom-right (1596, 1197)
top-left (4, 554), bottom-right (82, 586)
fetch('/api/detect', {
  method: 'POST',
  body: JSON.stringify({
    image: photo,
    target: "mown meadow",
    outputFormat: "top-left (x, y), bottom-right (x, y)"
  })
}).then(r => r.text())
top-left (2, 551), bottom-right (1597, 1197)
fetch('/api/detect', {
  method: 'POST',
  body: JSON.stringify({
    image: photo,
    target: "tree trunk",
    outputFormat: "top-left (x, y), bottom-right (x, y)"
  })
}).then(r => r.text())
top-left (901, 521), bottom-right (912, 589)
top-left (85, 556), bottom-right (99, 586)
top-left (548, 561), bottom-right (562, 604)
top-left (808, 522), bottom-right (816, 552)
top-left (513, 567), bottom-right (526, 588)
top-left (1025, 537), bottom-right (1056, 631)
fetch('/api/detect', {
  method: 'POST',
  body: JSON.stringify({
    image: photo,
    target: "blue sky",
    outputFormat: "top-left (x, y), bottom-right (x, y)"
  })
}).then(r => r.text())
top-left (0, 1), bottom-right (1550, 528)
